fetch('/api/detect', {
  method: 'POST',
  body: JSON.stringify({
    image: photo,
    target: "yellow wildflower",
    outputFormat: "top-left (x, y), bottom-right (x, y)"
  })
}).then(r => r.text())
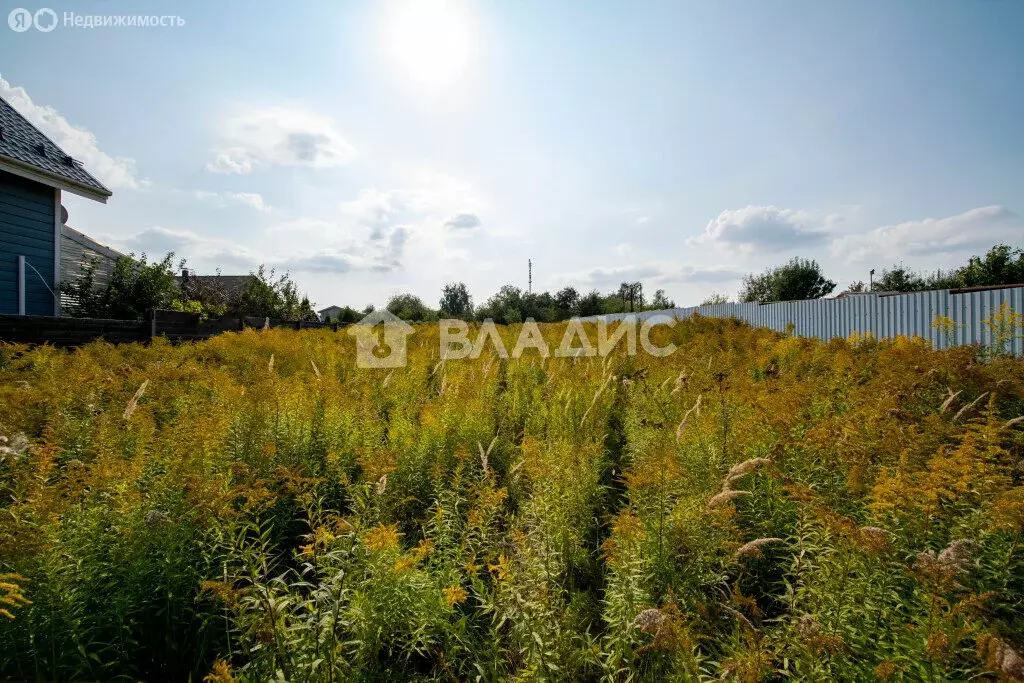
top-left (444, 585), bottom-right (468, 607)
top-left (394, 555), bottom-right (415, 573)
top-left (364, 524), bottom-right (401, 552)
top-left (487, 554), bottom-right (511, 581)
top-left (414, 538), bottom-right (434, 560)
top-left (204, 658), bottom-right (238, 683)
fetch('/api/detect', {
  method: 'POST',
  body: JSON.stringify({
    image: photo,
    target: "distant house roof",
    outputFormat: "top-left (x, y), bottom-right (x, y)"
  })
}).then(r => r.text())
top-left (177, 273), bottom-right (255, 301)
top-left (831, 290), bottom-right (899, 300)
top-left (0, 94), bottom-right (112, 203)
top-left (318, 305), bottom-right (343, 315)
top-left (62, 224), bottom-right (123, 262)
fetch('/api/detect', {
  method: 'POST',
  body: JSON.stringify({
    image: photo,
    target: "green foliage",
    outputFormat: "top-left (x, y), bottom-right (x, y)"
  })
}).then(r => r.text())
top-left (576, 289), bottom-right (603, 317)
top-left (874, 244), bottom-right (1024, 293)
top-left (321, 306), bottom-right (363, 324)
top-left (700, 292), bottom-right (730, 306)
top-left (554, 286), bottom-right (580, 319)
top-left (169, 297), bottom-right (227, 321)
top-left (957, 243), bottom-right (1024, 287)
top-left (439, 282), bottom-right (473, 319)
top-left (477, 284), bottom-right (526, 324)
top-left (236, 266), bottom-right (318, 321)
top-left (60, 252), bottom-right (182, 320)
top-left (387, 292), bottom-right (438, 322)
top-left (61, 256), bottom-right (317, 322)
top-left (649, 289), bottom-right (675, 309)
top-left (739, 257), bottom-right (837, 302)
top-left (846, 280), bottom-right (867, 293)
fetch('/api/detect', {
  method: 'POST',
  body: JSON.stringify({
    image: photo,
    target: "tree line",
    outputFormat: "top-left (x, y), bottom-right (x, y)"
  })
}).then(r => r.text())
top-left (60, 254), bottom-right (320, 322)
top-left (323, 282), bottom-right (677, 324)
top-left (711, 242), bottom-right (1024, 307)
top-left (331, 242), bottom-right (1022, 323)
top-left (58, 242), bottom-right (1022, 323)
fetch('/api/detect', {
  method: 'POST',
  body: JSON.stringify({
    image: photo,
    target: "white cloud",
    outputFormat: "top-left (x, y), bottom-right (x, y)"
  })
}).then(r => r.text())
top-left (444, 212), bottom-right (481, 230)
top-left (0, 73), bottom-right (144, 189)
top-left (553, 262), bottom-right (745, 291)
top-left (691, 205), bottom-right (839, 253)
top-left (830, 205), bottom-right (1022, 263)
top-left (119, 226), bottom-right (261, 270)
top-left (266, 216), bottom-right (409, 274)
top-left (279, 235), bottom-right (406, 274)
top-left (205, 107), bottom-right (356, 174)
top-left (266, 173), bottom-right (486, 273)
top-left (193, 190), bottom-right (271, 212)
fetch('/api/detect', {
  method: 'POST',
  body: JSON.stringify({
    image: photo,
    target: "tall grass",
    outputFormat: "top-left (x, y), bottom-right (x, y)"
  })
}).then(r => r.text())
top-left (0, 318), bottom-right (1022, 681)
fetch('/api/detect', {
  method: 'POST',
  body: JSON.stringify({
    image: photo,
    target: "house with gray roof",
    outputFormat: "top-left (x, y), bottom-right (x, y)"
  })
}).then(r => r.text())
top-left (0, 93), bottom-right (112, 316)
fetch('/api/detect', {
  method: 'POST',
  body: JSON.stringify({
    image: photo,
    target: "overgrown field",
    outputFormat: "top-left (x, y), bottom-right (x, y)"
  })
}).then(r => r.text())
top-left (1, 318), bottom-right (1023, 682)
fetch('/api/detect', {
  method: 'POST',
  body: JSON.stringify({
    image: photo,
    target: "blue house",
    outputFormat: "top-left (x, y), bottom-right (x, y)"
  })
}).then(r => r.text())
top-left (0, 94), bottom-right (111, 316)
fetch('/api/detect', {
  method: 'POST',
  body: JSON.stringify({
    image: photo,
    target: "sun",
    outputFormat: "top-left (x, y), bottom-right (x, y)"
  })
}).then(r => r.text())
top-left (382, 0), bottom-right (477, 93)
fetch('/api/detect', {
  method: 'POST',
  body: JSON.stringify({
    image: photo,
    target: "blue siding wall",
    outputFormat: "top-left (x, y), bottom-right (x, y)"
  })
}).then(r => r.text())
top-left (0, 170), bottom-right (56, 315)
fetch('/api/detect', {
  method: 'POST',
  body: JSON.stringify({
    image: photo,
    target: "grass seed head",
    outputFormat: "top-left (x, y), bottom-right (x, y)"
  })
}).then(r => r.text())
top-left (735, 537), bottom-right (784, 558)
top-left (123, 379), bottom-right (149, 419)
top-left (708, 489), bottom-right (749, 508)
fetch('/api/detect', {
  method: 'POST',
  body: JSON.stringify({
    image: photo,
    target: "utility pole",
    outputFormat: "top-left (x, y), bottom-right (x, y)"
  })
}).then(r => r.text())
top-left (528, 259), bottom-right (532, 295)
top-left (869, 269), bottom-right (875, 292)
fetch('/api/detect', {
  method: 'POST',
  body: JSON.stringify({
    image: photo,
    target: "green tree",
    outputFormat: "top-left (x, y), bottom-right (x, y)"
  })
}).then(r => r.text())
top-left (322, 306), bottom-right (363, 324)
top-left (739, 257), bottom-right (836, 303)
top-left (874, 264), bottom-right (928, 292)
top-left (617, 282), bottom-right (644, 312)
top-left (954, 243), bottom-right (1024, 287)
top-left (522, 291), bottom-right (556, 322)
top-left (236, 266), bottom-right (318, 320)
top-left (439, 282), bottom-right (473, 319)
top-left (478, 285), bottom-right (524, 324)
top-left (60, 252), bottom-right (183, 320)
top-left (576, 290), bottom-right (603, 317)
top-left (387, 293), bottom-right (436, 322)
top-left (700, 292), bottom-right (729, 306)
top-left (649, 289), bottom-right (675, 309)
top-left (554, 286), bottom-right (580, 320)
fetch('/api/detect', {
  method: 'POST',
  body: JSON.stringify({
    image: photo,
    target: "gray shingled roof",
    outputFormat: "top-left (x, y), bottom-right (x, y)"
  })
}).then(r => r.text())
top-left (0, 94), bottom-right (112, 201)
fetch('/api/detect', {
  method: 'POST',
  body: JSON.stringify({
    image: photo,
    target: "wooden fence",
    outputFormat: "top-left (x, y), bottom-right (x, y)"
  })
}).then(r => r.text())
top-left (0, 309), bottom-right (343, 347)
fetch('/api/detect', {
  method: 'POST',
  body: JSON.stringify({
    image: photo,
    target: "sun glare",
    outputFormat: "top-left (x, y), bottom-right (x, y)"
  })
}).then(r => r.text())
top-left (383, 0), bottom-right (477, 93)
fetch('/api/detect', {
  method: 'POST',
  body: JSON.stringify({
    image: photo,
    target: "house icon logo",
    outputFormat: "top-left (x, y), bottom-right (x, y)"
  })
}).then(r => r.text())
top-left (347, 309), bottom-right (415, 369)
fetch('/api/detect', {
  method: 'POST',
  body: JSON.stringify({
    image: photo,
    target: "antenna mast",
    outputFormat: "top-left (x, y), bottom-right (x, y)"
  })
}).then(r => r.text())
top-left (528, 259), bottom-right (532, 294)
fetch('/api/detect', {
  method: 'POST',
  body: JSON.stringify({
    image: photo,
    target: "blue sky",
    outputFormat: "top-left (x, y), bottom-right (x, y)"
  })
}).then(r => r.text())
top-left (2, 0), bottom-right (1022, 309)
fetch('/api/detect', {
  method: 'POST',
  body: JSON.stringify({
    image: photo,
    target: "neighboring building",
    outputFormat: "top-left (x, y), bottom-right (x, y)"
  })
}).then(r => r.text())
top-left (0, 94), bottom-right (112, 315)
top-left (177, 270), bottom-right (256, 312)
top-left (318, 305), bottom-right (343, 322)
top-left (59, 223), bottom-right (124, 310)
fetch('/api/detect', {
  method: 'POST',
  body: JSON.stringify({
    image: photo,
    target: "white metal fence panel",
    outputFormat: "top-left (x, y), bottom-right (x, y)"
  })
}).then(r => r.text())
top-left (580, 285), bottom-right (1024, 354)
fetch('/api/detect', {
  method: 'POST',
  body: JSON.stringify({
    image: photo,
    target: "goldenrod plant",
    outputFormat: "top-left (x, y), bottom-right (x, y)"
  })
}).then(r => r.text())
top-left (0, 317), bottom-right (1022, 681)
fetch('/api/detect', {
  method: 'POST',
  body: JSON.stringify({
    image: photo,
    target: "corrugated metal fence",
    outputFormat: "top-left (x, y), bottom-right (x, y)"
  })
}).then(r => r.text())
top-left (581, 284), bottom-right (1024, 355)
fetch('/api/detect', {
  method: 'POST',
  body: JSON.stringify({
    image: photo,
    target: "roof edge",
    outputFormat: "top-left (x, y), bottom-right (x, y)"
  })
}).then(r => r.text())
top-left (0, 155), bottom-right (111, 203)
top-left (61, 224), bottom-right (124, 261)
